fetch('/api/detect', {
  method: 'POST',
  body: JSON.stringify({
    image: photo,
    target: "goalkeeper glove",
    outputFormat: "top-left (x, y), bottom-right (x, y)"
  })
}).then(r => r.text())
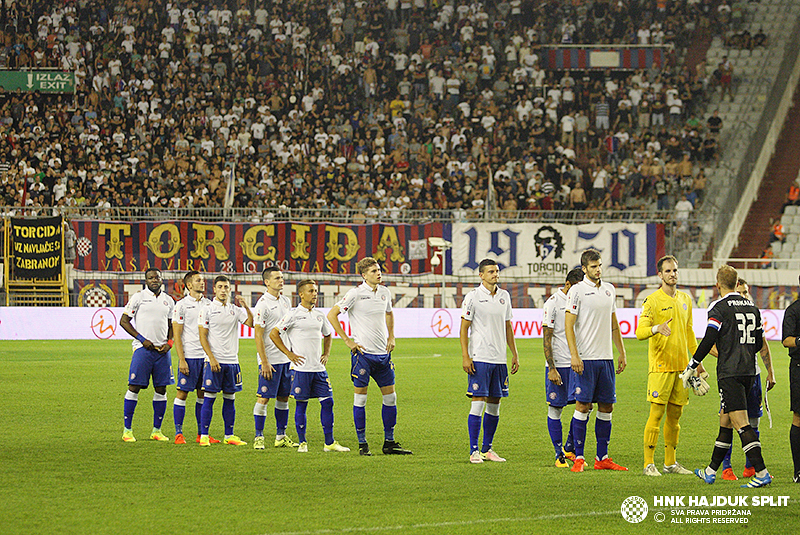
top-left (693, 370), bottom-right (710, 396)
top-left (679, 365), bottom-right (700, 391)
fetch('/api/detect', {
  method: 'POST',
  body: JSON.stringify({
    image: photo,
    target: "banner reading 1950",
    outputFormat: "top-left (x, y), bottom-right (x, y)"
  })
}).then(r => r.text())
top-left (11, 215), bottom-right (63, 278)
top-left (71, 220), bottom-right (442, 274)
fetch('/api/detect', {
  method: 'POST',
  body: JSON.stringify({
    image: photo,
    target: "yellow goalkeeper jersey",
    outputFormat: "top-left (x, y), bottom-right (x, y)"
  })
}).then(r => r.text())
top-left (635, 287), bottom-right (698, 373)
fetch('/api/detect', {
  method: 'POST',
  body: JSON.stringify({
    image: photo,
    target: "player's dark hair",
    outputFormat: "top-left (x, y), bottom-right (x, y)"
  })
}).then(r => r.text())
top-left (657, 255), bottom-right (678, 273)
top-left (357, 257), bottom-right (379, 275)
top-left (297, 279), bottom-right (317, 292)
top-left (262, 266), bottom-right (281, 280)
top-left (737, 277), bottom-right (748, 287)
top-left (144, 267), bottom-right (161, 278)
top-left (580, 249), bottom-right (601, 267)
top-left (478, 258), bottom-right (497, 273)
top-left (717, 265), bottom-right (738, 290)
top-left (183, 270), bottom-right (201, 285)
top-left (566, 267), bottom-right (584, 285)
top-left (214, 274), bottom-right (230, 286)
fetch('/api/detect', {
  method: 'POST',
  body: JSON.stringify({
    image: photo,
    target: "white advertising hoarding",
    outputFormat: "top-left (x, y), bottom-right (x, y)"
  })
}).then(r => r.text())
top-left (0, 307), bottom-right (787, 342)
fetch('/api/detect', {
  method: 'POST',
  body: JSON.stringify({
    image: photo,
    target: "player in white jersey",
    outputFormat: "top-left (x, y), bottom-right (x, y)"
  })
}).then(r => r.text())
top-left (461, 258), bottom-right (520, 464)
top-left (271, 280), bottom-right (349, 453)
top-left (197, 275), bottom-right (254, 447)
top-left (252, 267), bottom-right (297, 450)
top-left (172, 271), bottom-right (217, 445)
top-left (120, 268), bottom-right (175, 443)
top-left (543, 267), bottom-right (584, 467)
top-left (327, 257), bottom-right (411, 456)
top-left (565, 249), bottom-right (628, 472)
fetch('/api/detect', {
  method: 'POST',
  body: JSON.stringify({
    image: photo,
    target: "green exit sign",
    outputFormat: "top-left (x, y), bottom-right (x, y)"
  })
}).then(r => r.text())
top-left (0, 70), bottom-right (75, 93)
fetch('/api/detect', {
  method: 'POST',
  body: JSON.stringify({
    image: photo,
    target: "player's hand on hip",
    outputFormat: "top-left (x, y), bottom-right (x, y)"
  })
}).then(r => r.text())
top-left (463, 356), bottom-right (475, 375)
top-left (510, 355), bottom-right (519, 374)
top-left (656, 318), bottom-right (672, 336)
top-left (616, 354), bottom-right (627, 374)
top-left (179, 360), bottom-right (190, 375)
top-left (261, 363), bottom-right (275, 380)
top-left (571, 354), bottom-right (584, 375)
top-left (288, 352), bottom-right (305, 366)
top-left (347, 339), bottom-right (365, 354)
top-left (386, 337), bottom-right (396, 353)
top-left (548, 367), bottom-right (562, 386)
top-left (209, 358), bottom-right (221, 373)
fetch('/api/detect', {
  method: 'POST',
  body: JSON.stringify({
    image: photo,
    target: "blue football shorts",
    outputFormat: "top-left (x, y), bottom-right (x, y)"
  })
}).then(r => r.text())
top-left (128, 347), bottom-right (175, 388)
top-left (202, 362), bottom-right (243, 394)
top-left (257, 362), bottom-right (292, 399)
top-left (466, 361), bottom-right (509, 398)
top-left (176, 358), bottom-right (204, 392)
top-left (572, 359), bottom-right (616, 404)
top-left (351, 351), bottom-right (395, 388)
top-left (291, 370), bottom-right (333, 401)
top-left (545, 365), bottom-right (576, 407)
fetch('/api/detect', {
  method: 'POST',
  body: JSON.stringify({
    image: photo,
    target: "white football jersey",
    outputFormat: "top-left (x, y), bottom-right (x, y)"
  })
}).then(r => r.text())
top-left (334, 282), bottom-right (392, 354)
top-left (173, 294), bottom-right (211, 359)
top-left (198, 298), bottom-right (249, 364)
top-left (542, 288), bottom-right (571, 367)
top-left (275, 305), bottom-right (333, 373)
top-left (565, 277), bottom-right (616, 361)
top-left (123, 287), bottom-right (174, 351)
top-left (461, 284), bottom-right (513, 364)
top-left (253, 292), bottom-right (292, 365)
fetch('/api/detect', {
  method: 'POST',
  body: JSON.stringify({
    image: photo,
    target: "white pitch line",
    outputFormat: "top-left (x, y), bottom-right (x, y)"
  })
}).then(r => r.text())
top-left (261, 510), bottom-right (620, 535)
top-left (262, 498), bottom-right (800, 535)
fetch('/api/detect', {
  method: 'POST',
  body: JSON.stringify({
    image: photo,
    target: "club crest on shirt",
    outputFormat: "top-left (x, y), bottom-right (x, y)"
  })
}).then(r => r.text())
top-left (605, 290), bottom-right (611, 297)
top-left (575, 387), bottom-right (581, 395)
top-left (549, 392), bottom-right (556, 400)
top-left (500, 298), bottom-right (505, 304)
top-left (683, 303), bottom-right (688, 310)
top-left (205, 379), bottom-right (212, 386)
top-left (295, 387), bottom-right (301, 394)
top-left (163, 299), bottom-right (169, 306)
top-left (652, 390), bottom-right (659, 398)
top-left (472, 383), bottom-right (479, 390)
top-left (180, 378), bottom-right (187, 385)
top-left (130, 373), bottom-right (136, 380)
top-left (261, 386), bottom-right (267, 393)
top-left (381, 295), bottom-right (386, 301)
top-left (316, 316), bottom-right (322, 322)
top-left (359, 368), bottom-right (367, 375)
top-left (229, 309), bottom-right (235, 315)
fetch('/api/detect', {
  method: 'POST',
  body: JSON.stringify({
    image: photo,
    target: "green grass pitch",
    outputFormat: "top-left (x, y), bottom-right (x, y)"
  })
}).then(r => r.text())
top-left (0, 339), bottom-right (797, 534)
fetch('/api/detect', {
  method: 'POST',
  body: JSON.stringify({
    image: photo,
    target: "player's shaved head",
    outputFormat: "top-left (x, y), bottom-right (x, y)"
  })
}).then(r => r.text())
top-left (184, 270), bottom-right (201, 285)
top-left (717, 265), bottom-right (738, 291)
top-left (262, 266), bottom-right (281, 280)
top-left (580, 249), bottom-right (601, 267)
top-left (566, 267), bottom-right (584, 285)
top-left (478, 258), bottom-right (497, 273)
top-left (657, 255), bottom-right (678, 273)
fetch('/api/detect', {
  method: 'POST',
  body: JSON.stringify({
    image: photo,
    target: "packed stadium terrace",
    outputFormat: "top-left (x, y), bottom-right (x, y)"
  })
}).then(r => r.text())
top-left (0, 0), bottom-right (735, 219)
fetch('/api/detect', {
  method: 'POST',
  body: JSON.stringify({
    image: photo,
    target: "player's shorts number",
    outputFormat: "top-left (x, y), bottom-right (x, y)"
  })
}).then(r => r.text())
top-left (735, 313), bottom-right (757, 344)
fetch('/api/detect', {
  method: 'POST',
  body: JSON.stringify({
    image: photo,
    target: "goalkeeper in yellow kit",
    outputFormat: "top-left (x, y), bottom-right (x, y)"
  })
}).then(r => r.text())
top-left (636, 255), bottom-right (707, 476)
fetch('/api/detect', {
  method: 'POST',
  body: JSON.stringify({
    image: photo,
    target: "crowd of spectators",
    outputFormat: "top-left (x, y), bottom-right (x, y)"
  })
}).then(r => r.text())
top-left (0, 0), bottom-right (739, 222)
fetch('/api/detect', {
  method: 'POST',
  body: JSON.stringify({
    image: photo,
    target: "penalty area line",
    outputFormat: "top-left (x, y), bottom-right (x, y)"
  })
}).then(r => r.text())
top-left (262, 510), bottom-right (620, 535)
